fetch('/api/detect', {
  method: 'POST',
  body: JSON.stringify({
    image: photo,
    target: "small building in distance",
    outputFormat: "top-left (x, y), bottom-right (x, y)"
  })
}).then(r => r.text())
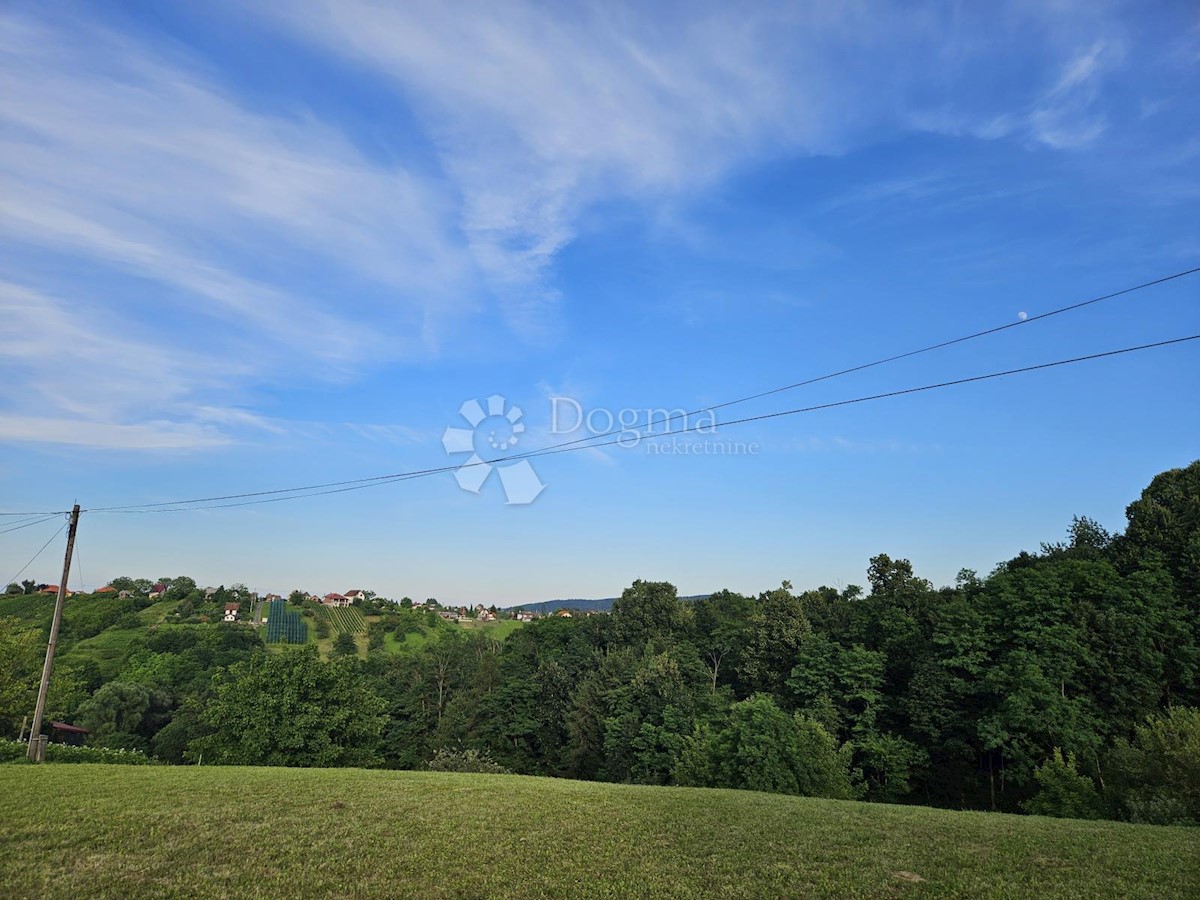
top-left (49, 721), bottom-right (90, 747)
top-left (224, 602), bottom-right (240, 623)
top-left (323, 593), bottom-right (351, 608)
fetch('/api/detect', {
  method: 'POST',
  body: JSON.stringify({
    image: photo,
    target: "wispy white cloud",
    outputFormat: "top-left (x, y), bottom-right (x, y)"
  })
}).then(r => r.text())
top-left (262, 1), bottom-right (1139, 333)
top-left (0, 415), bottom-right (230, 451)
top-left (0, 2), bottom-right (1159, 452)
top-left (0, 280), bottom-right (255, 449)
top-left (0, 9), bottom-right (480, 448)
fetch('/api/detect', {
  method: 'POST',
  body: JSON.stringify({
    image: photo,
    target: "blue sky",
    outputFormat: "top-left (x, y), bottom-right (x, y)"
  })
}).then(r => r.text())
top-left (2, 1), bottom-right (1198, 605)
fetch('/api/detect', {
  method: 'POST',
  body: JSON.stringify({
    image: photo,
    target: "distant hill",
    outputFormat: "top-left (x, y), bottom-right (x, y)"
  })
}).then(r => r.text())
top-left (506, 594), bottom-right (710, 614)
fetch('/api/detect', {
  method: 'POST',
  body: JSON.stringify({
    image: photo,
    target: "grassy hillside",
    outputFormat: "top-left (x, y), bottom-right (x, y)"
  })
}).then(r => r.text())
top-left (1, 766), bottom-right (1196, 899)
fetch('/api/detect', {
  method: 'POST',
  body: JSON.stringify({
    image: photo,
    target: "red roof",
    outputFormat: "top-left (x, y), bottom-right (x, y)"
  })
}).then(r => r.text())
top-left (95, 586), bottom-right (117, 593)
top-left (225, 603), bottom-right (240, 611)
top-left (324, 593), bottom-right (347, 600)
top-left (40, 585), bottom-right (60, 594)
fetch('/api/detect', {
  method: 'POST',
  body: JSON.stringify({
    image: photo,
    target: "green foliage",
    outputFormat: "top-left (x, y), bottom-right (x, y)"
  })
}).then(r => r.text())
top-left (0, 738), bottom-right (159, 764)
top-left (1024, 749), bottom-right (1105, 819)
top-left (75, 680), bottom-right (170, 752)
top-left (1108, 707), bottom-right (1200, 825)
top-left (739, 582), bottom-right (811, 695)
top-left (327, 605), bottom-right (365, 635)
top-left (0, 593), bottom-right (54, 624)
top-left (427, 746), bottom-right (512, 774)
top-left (332, 630), bottom-right (357, 657)
top-left (675, 694), bottom-right (857, 799)
top-left (367, 623), bottom-right (386, 653)
top-left (611, 579), bottom-right (688, 647)
top-left (193, 647), bottom-right (386, 767)
top-left (63, 595), bottom-right (136, 640)
top-left (1119, 460), bottom-right (1200, 598)
top-left (0, 619), bottom-right (42, 737)
top-left (0, 461), bottom-right (1192, 829)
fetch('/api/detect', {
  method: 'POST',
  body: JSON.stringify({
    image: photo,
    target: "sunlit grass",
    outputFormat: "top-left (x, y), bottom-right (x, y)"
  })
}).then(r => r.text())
top-left (1, 766), bottom-right (1195, 898)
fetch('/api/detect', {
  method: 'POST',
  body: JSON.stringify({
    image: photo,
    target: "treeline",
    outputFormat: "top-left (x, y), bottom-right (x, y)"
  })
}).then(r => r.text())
top-left (3, 462), bottom-right (1198, 824)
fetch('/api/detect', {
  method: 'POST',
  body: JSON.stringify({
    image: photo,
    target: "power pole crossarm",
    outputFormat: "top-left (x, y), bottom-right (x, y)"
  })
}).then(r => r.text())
top-left (27, 504), bottom-right (80, 762)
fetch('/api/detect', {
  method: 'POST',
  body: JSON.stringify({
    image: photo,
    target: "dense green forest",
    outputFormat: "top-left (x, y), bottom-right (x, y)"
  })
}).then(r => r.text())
top-left (3, 461), bottom-right (1198, 825)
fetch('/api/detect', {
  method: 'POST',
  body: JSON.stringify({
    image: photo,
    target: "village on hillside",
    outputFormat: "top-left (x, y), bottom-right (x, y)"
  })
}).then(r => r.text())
top-left (9, 578), bottom-right (583, 633)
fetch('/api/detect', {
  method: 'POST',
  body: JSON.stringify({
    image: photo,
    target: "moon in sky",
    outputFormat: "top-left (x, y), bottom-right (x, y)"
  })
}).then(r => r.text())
top-left (1018, 311), bottom-right (1028, 320)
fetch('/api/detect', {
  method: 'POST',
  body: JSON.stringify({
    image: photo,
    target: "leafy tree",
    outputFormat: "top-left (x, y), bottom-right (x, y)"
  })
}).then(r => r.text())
top-left (675, 694), bottom-right (857, 799)
top-left (1024, 749), bottom-right (1104, 819)
top-left (77, 681), bottom-right (153, 742)
top-left (194, 647), bottom-right (386, 767)
top-left (0, 619), bottom-right (42, 737)
top-left (164, 577), bottom-right (197, 602)
top-left (853, 732), bottom-right (926, 803)
top-left (693, 590), bottom-right (752, 694)
top-left (332, 630), bottom-right (357, 657)
top-left (367, 623), bottom-right (386, 653)
top-left (739, 582), bottom-right (810, 695)
top-left (1107, 706), bottom-right (1200, 825)
top-left (611, 580), bottom-right (688, 648)
top-left (4, 583), bottom-right (20, 595)
top-left (1118, 460), bottom-right (1200, 599)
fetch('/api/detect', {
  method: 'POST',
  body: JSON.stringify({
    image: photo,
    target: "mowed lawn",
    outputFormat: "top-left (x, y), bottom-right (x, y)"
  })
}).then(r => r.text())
top-left (1, 766), bottom-right (1197, 899)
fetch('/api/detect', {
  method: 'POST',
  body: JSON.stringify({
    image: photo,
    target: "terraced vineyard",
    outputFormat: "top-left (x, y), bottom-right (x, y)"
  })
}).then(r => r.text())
top-left (326, 604), bottom-right (365, 634)
top-left (265, 599), bottom-right (307, 644)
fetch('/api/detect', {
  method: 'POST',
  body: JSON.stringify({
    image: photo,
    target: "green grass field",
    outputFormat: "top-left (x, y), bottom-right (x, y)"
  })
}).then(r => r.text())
top-left (137, 598), bottom-right (178, 624)
top-left (64, 628), bottom-right (147, 679)
top-left (457, 617), bottom-right (525, 639)
top-left (1, 766), bottom-right (1195, 899)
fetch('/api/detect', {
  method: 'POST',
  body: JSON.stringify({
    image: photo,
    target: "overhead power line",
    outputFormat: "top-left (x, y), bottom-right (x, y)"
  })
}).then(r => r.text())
top-left (0, 515), bottom-right (64, 536)
top-left (78, 266), bottom-right (1200, 515)
top-left (86, 332), bottom-right (1199, 514)
top-left (4, 521), bottom-right (67, 587)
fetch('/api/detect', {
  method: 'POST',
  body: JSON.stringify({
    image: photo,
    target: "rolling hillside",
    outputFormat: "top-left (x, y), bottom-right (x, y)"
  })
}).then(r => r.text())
top-left (1, 765), bottom-right (1196, 899)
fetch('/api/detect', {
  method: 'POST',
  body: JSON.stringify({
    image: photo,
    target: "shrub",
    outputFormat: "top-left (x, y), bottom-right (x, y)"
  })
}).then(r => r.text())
top-left (428, 746), bottom-right (512, 775)
top-left (1024, 749), bottom-right (1105, 819)
top-left (1107, 707), bottom-right (1200, 825)
top-left (674, 694), bottom-right (858, 799)
top-left (0, 738), bottom-right (160, 764)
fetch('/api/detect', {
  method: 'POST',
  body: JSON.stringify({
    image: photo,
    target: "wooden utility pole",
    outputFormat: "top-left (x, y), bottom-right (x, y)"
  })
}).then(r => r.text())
top-left (26, 504), bottom-right (80, 762)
